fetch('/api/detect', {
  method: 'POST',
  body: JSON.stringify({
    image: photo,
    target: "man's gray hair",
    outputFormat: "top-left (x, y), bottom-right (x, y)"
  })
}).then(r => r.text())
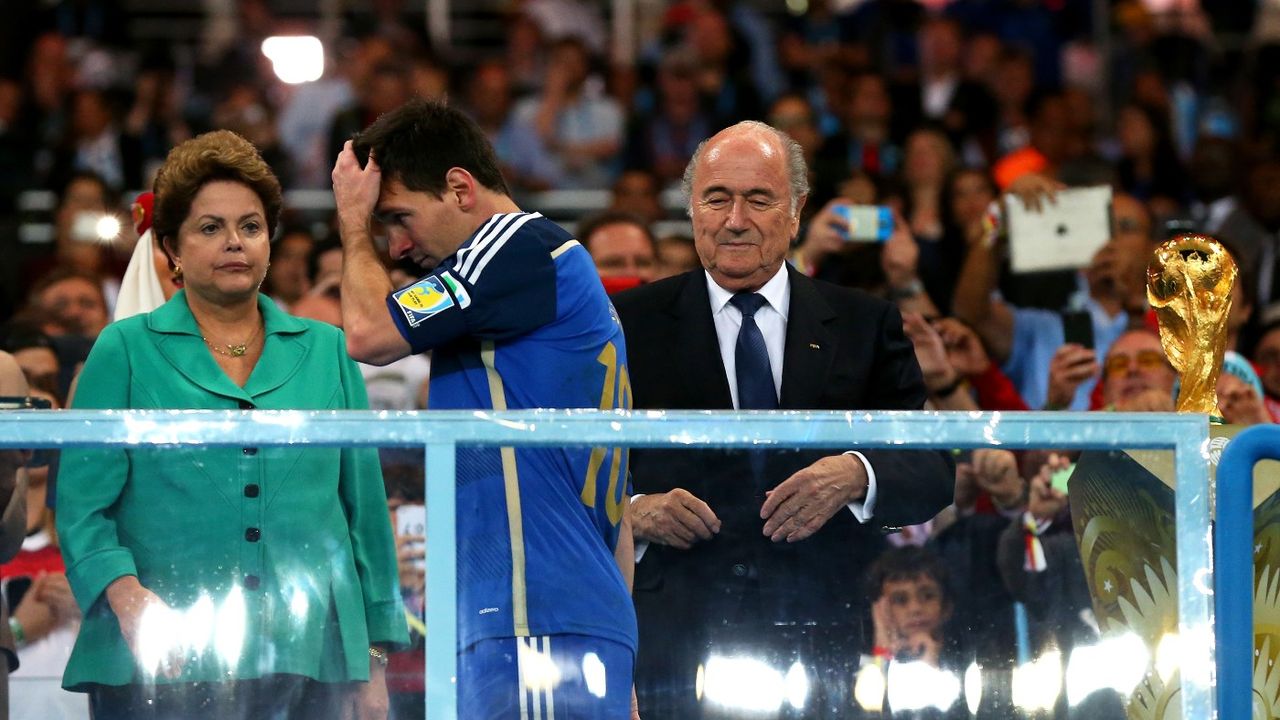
top-left (681, 120), bottom-right (811, 216)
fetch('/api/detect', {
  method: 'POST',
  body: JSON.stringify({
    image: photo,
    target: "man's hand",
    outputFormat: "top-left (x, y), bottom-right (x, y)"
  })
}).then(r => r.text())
top-left (761, 454), bottom-right (867, 542)
top-left (796, 199), bottom-right (850, 270)
top-left (36, 572), bottom-right (79, 623)
top-left (901, 312), bottom-right (955, 393)
top-left (1005, 173), bottom-right (1065, 213)
top-left (1027, 456), bottom-right (1070, 522)
top-left (970, 449), bottom-right (1024, 510)
top-left (881, 210), bottom-right (920, 291)
top-left (1046, 343), bottom-right (1098, 409)
top-left (933, 318), bottom-right (990, 376)
top-left (630, 490), bottom-right (720, 550)
top-left (13, 575), bottom-right (58, 644)
top-left (332, 140), bottom-right (382, 234)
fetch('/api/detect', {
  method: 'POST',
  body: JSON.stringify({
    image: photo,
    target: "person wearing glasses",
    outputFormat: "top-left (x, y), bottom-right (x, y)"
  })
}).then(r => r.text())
top-left (55, 131), bottom-right (407, 719)
top-left (1095, 327), bottom-right (1177, 412)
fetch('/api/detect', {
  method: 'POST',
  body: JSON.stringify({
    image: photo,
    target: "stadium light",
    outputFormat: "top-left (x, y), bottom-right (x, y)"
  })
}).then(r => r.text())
top-left (261, 36), bottom-right (325, 84)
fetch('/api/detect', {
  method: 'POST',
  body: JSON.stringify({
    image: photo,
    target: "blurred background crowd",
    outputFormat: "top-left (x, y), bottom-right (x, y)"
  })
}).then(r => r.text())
top-left (2, 0), bottom-right (1279, 717)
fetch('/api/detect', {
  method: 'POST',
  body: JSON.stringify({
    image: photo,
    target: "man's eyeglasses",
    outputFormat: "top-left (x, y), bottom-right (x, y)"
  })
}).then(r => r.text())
top-left (1104, 350), bottom-right (1169, 379)
top-left (0, 396), bottom-right (54, 467)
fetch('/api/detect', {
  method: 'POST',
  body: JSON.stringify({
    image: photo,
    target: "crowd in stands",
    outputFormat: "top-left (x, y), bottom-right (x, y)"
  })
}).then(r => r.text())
top-left (1, 0), bottom-right (1278, 717)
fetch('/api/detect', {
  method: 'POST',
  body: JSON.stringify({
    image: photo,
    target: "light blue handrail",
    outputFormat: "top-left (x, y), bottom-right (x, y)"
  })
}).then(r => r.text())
top-left (1214, 424), bottom-right (1280, 720)
top-left (0, 409), bottom-right (1215, 718)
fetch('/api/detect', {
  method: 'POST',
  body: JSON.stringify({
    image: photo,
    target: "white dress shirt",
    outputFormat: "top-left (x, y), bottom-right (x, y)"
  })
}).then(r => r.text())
top-left (632, 267), bottom-right (879, 563)
top-left (703, 268), bottom-right (877, 523)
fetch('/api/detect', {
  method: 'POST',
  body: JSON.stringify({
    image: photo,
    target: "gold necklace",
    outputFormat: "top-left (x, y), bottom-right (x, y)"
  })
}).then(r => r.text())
top-left (200, 320), bottom-right (263, 358)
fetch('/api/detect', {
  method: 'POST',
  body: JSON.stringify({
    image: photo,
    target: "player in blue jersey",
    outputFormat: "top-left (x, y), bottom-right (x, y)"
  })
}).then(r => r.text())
top-left (332, 99), bottom-right (638, 719)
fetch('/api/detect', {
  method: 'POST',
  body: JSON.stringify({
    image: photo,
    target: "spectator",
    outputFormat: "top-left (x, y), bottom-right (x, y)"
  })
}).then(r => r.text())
top-left (1217, 350), bottom-right (1272, 426)
top-left (954, 181), bottom-right (1156, 410)
top-left (996, 453), bottom-right (1127, 720)
top-left (0, 353), bottom-right (33, 720)
top-left (578, 210), bottom-right (657, 291)
top-left (47, 89), bottom-right (144, 193)
top-left (24, 172), bottom-right (126, 308)
top-left (992, 92), bottom-right (1073, 190)
top-left (508, 37), bottom-right (623, 190)
top-left (289, 239), bottom-right (343, 327)
top-left (28, 268), bottom-right (109, 341)
top-left (0, 324), bottom-right (61, 404)
top-left (899, 17), bottom-right (997, 161)
top-left (1, 387), bottom-right (84, 719)
top-left (767, 93), bottom-right (822, 169)
top-left (1215, 157), bottom-right (1280, 321)
top-left (1114, 103), bottom-right (1187, 211)
top-left (609, 169), bottom-right (665, 225)
top-left (902, 126), bottom-right (958, 245)
top-left (263, 228), bottom-right (315, 311)
top-left (814, 71), bottom-right (901, 205)
top-left (328, 61), bottom-right (412, 171)
top-left (653, 235), bottom-right (699, 281)
top-left (683, 6), bottom-right (764, 124)
top-left (1251, 320), bottom-right (1280, 420)
top-left (623, 49), bottom-right (713, 189)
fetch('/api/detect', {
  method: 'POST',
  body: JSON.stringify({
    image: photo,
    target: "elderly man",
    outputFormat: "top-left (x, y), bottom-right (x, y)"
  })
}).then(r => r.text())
top-left (612, 121), bottom-right (954, 718)
top-left (0, 352), bottom-right (32, 720)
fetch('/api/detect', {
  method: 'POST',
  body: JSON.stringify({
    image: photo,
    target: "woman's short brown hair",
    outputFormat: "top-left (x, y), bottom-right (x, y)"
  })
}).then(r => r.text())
top-left (152, 130), bottom-right (283, 252)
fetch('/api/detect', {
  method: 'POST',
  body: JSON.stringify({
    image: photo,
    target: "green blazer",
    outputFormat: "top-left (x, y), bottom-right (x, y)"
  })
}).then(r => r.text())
top-left (56, 291), bottom-right (408, 691)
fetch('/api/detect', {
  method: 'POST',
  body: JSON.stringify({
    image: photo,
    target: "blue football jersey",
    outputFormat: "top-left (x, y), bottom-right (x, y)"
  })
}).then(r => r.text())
top-left (386, 212), bottom-right (637, 652)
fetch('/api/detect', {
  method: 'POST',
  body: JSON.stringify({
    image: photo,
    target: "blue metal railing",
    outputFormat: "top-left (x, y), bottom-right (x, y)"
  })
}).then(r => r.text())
top-left (0, 409), bottom-right (1216, 718)
top-left (1215, 424), bottom-right (1280, 720)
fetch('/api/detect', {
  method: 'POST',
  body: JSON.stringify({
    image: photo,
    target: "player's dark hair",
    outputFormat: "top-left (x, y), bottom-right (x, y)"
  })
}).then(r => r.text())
top-left (352, 99), bottom-right (510, 197)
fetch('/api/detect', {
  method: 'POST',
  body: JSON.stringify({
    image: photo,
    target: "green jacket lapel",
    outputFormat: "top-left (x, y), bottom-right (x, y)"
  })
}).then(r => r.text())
top-left (148, 291), bottom-right (249, 402)
top-left (244, 295), bottom-right (310, 399)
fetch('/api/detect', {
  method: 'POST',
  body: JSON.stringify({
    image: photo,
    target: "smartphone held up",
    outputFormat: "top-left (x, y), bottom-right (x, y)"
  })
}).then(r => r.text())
top-left (834, 205), bottom-right (895, 244)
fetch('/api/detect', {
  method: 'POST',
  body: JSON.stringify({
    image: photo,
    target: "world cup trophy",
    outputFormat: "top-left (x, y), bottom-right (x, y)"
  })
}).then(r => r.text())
top-left (1146, 234), bottom-right (1237, 417)
top-left (1066, 234), bottom-right (1280, 719)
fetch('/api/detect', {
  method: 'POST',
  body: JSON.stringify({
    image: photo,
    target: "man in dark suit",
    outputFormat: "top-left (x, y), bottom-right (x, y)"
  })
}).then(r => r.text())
top-left (613, 121), bottom-right (955, 719)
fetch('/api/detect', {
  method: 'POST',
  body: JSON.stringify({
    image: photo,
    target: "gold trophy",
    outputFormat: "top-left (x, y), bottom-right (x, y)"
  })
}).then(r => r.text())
top-left (1146, 234), bottom-right (1237, 416)
top-left (1068, 234), bottom-right (1278, 719)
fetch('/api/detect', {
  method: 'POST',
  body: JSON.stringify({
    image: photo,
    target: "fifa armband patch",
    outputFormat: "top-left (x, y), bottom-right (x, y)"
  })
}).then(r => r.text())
top-left (392, 276), bottom-right (455, 328)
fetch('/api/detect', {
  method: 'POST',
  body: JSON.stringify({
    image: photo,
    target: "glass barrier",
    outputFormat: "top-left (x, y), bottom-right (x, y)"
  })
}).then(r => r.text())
top-left (0, 409), bottom-right (1217, 720)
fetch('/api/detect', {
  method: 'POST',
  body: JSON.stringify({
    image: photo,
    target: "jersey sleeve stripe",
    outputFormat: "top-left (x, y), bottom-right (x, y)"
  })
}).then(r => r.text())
top-left (549, 239), bottom-right (580, 259)
top-left (465, 212), bottom-right (540, 284)
top-left (456, 212), bottom-right (522, 278)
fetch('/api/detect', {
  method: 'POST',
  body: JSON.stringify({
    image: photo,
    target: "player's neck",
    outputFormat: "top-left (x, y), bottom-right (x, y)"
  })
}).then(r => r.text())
top-left (475, 189), bottom-right (521, 218)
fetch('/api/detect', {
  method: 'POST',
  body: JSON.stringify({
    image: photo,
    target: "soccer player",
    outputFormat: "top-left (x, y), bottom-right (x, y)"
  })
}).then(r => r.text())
top-left (332, 99), bottom-right (636, 719)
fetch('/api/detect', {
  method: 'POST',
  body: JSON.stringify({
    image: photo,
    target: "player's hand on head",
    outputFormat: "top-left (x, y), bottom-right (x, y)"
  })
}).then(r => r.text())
top-left (332, 139), bottom-right (383, 232)
top-left (630, 489), bottom-right (720, 550)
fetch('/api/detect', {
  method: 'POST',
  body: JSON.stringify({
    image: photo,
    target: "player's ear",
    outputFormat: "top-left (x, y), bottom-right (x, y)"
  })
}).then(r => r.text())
top-left (445, 167), bottom-right (476, 210)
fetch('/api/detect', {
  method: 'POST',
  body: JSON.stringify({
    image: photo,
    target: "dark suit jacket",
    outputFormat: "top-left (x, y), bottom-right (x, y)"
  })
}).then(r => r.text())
top-left (613, 267), bottom-right (955, 633)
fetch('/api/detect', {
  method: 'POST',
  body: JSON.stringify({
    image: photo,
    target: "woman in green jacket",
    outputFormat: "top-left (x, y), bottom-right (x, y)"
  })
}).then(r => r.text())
top-left (56, 130), bottom-right (408, 719)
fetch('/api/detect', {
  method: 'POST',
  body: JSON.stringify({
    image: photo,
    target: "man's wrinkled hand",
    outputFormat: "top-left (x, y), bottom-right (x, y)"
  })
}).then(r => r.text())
top-left (761, 454), bottom-right (867, 542)
top-left (631, 490), bottom-right (720, 550)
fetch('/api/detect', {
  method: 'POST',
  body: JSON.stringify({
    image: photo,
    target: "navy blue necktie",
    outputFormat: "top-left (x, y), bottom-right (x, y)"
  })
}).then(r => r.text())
top-left (730, 293), bottom-right (777, 410)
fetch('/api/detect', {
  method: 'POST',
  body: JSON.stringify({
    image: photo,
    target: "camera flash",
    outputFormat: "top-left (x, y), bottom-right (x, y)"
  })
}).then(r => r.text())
top-left (95, 214), bottom-right (122, 242)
